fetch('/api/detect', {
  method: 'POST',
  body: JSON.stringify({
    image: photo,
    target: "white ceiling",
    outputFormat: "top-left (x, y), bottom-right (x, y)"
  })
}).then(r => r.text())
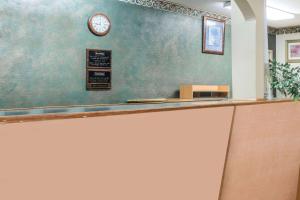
top-left (267, 0), bottom-right (300, 28)
top-left (169, 0), bottom-right (231, 17)
top-left (168, 0), bottom-right (300, 28)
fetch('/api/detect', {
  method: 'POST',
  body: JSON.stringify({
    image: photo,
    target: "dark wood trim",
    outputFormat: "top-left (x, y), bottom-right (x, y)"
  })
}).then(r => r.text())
top-left (297, 167), bottom-right (300, 200)
top-left (88, 13), bottom-right (111, 37)
top-left (0, 99), bottom-right (295, 124)
top-left (202, 16), bottom-right (226, 55)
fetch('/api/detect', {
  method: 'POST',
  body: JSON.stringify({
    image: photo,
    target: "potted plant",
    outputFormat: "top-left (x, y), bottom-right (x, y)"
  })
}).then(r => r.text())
top-left (269, 61), bottom-right (300, 101)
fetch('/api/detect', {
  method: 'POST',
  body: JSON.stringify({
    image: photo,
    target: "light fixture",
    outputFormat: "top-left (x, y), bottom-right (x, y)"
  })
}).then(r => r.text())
top-left (267, 6), bottom-right (295, 21)
top-left (223, 1), bottom-right (231, 10)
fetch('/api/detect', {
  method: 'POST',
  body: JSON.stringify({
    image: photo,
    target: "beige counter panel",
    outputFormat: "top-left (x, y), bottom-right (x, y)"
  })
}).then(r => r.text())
top-left (220, 102), bottom-right (300, 200)
top-left (2, 100), bottom-right (300, 200)
top-left (0, 107), bottom-right (234, 200)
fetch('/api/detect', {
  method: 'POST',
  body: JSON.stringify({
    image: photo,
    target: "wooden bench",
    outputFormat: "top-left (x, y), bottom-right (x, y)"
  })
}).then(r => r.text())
top-left (180, 85), bottom-right (230, 99)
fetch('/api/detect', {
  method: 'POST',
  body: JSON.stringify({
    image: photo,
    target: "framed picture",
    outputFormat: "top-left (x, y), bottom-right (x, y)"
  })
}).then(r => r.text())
top-left (286, 40), bottom-right (300, 63)
top-left (202, 16), bottom-right (226, 55)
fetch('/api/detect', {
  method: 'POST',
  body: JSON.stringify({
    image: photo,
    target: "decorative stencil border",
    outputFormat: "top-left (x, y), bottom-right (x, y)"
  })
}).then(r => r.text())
top-left (268, 26), bottom-right (300, 35)
top-left (268, 27), bottom-right (277, 35)
top-left (119, 0), bottom-right (231, 24)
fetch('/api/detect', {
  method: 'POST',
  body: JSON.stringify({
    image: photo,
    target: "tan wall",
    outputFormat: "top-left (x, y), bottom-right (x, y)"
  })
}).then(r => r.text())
top-left (220, 102), bottom-right (300, 200)
top-left (0, 107), bottom-right (234, 200)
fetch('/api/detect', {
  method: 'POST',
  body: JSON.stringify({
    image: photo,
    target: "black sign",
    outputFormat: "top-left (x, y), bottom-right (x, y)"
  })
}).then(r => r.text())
top-left (86, 49), bottom-right (111, 68)
top-left (86, 70), bottom-right (111, 90)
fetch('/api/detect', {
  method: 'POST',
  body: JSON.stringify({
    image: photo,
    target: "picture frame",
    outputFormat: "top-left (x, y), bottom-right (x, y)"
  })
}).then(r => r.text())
top-left (286, 40), bottom-right (300, 63)
top-left (202, 16), bottom-right (226, 55)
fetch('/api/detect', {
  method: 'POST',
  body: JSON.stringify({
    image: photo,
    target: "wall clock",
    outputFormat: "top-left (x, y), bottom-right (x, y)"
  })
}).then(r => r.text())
top-left (88, 13), bottom-right (111, 36)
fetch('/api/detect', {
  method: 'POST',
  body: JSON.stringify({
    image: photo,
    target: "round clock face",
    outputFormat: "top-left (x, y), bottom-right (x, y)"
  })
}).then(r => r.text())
top-left (88, 13), bottom-right (111, 36)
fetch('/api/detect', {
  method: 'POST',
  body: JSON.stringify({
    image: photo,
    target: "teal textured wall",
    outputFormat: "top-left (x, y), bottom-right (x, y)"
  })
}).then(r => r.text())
top-left (0, 0), bottom-right (232, 109)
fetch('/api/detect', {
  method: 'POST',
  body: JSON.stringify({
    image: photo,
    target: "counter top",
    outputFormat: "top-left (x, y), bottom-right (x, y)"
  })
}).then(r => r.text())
top-left (0, 99), bottom-right (293, 124)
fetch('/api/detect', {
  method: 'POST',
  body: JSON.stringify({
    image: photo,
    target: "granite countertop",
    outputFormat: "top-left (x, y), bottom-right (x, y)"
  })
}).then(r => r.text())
top-left (0, 99), bottom-right (293, 124)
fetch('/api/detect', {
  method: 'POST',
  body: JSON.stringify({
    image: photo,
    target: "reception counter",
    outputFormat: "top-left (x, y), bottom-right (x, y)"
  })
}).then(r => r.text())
top-left (1, 99), bottom-right (300, 200)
